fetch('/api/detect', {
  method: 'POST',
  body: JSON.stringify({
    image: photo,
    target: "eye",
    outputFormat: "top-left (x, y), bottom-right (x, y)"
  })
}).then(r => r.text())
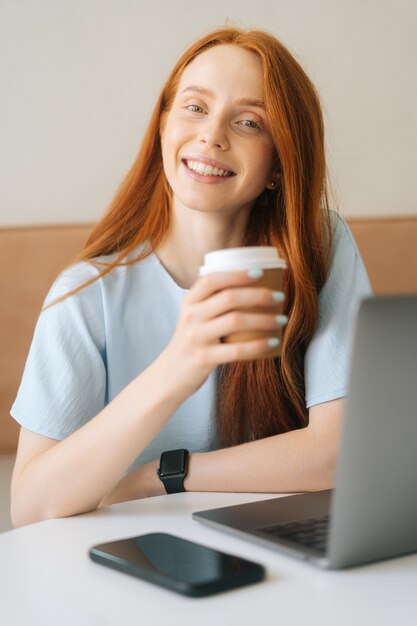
top-left (187, 104), bottom-right (205, 113)
top-left (239, 119), bottom-right (262, 130)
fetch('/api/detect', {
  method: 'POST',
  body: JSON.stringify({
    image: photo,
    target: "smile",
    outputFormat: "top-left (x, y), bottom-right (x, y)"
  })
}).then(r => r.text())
top-left (183, 159), bottom-right (235, 178)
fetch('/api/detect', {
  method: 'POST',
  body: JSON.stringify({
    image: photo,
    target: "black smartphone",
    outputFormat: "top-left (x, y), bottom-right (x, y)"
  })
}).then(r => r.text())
top-left (89, 532), bottom-right (265, 597)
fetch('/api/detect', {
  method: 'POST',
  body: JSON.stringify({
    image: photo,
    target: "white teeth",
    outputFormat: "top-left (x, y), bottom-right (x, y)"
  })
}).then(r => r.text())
top-left (186, 160), bottom-right (231, 177)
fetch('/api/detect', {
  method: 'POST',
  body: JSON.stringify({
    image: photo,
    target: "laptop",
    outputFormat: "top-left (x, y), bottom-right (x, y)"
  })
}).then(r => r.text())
top-left (193, 295), bottom-right (417, 569)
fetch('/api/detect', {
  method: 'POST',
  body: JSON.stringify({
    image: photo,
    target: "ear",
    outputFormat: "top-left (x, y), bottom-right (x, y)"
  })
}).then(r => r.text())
top-left (265, 171), bottom-right (281, 190)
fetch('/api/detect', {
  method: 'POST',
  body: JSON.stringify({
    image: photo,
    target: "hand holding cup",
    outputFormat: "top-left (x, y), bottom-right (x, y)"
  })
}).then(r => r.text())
top-left (162, 247), bottom-right (287, 398)
top-left (199, 246), bottom-right (287, 357)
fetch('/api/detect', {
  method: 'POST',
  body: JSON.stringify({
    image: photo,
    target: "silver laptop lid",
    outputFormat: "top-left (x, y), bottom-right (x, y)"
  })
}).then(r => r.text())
top-left (328, 295), bottom-right (417, 568)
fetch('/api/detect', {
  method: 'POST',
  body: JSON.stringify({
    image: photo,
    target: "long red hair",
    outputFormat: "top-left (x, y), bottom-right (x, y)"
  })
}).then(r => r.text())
top-left (57, 27), bottom-right (332, 447)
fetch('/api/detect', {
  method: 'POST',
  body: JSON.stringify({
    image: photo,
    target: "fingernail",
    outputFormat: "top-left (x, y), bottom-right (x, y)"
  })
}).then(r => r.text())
top-left (267, 337), bottom-right (280, 348)
top-left (275, 314), bottom-right (288, 325)
top-left (272, 291), bottom-right (285, 302)
top-left (247, 269), bottom-right (264, 279)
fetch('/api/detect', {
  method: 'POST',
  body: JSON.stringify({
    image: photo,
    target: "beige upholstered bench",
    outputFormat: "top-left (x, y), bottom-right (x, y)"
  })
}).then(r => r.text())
top-left (1, 217), bottom-right (417, 453)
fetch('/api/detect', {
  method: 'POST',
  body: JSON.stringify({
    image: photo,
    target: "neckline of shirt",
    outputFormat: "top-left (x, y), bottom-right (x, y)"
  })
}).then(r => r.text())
top-left (150, 251), bottom-right (189, 295)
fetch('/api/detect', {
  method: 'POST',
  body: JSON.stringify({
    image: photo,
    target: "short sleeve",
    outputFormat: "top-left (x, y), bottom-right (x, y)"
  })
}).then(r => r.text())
top-left (10, 263), bottom-right (106, 440)
top-left (304, 213), bottom-right (373, 408)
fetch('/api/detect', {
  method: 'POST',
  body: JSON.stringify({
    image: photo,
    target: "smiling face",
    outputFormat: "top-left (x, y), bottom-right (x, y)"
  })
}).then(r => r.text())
top-left (160, 44), bottom-right (276, 220)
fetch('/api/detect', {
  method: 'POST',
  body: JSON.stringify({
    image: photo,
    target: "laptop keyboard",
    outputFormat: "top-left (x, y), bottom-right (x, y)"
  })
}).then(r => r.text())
top-left (257, 515), bottom-right (330, 553)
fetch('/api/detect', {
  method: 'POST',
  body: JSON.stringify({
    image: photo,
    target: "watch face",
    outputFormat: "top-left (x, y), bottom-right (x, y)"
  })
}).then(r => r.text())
top-left (160, 449), bottom-right (186, 477)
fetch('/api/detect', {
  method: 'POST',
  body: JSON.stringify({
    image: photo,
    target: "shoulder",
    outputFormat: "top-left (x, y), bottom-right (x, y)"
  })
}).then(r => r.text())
top-left (304, 212), bottom-right (372, 407)
top-left (319, 210), bottom-right (372, 312)
top-left (43, 245), bottom-right (161, 322)
top-left (44, 260), bottom-right (104, 307)
top-left (45, 245), bottom-right (149, 303)
top-left (328, 211), bottom-right (361, 261)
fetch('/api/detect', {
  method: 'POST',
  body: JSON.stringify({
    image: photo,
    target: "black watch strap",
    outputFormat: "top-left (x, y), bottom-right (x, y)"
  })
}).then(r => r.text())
top-left (162, 475), bottom-right (186, 495)
top-left (157, 449), bottom-right (189, 494)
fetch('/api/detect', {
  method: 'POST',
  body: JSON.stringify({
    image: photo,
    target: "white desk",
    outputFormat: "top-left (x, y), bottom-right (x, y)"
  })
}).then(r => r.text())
top-left (1, 492), bottom-right (416, 626)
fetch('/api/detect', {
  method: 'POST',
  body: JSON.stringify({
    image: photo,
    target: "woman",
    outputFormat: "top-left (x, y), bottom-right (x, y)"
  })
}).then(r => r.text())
top-left (10, 27), bottom-right (372, 526)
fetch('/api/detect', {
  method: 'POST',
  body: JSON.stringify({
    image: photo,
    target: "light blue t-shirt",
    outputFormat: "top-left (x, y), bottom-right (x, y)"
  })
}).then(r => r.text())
top-left (11, 212), bottom-right (372, 467)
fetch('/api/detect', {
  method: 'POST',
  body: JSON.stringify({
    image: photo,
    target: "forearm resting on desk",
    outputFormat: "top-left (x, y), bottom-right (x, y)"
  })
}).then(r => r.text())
top-left (101, 398), bottom-right (344, 506)
top-left (10, 352), bottom-right (187, 527)
top-left (187, 398), bottom-right (343, 493)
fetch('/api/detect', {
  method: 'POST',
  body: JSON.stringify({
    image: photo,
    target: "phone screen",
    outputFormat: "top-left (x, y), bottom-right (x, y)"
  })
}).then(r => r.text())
top-left (89, 532), bottom-right (265, 597)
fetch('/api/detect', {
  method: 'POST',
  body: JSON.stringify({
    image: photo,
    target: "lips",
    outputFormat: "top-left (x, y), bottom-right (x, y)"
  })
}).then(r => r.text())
top-left (182, 155), bottom-right (236, 178)
top-left (185, 160), bottom-right (233, 177)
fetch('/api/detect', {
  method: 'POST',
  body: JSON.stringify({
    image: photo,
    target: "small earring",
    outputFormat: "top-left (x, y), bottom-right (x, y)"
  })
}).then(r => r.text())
top-left (268, 181), bottom-right (276, 189)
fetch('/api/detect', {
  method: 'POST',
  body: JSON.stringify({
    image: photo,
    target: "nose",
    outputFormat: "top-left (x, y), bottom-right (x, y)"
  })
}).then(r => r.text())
top-left (198, 115), bottom-right (229, 151)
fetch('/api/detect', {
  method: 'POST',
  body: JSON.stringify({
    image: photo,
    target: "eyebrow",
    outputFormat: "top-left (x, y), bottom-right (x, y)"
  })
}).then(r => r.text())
top-left (180, 85), bottom-right (265, 109)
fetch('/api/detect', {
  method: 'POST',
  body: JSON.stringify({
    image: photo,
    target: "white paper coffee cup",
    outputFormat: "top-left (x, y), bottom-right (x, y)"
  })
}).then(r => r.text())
top-left (199, 246), bottom-right (287, 358)
top-left (199, 246), bottom-right (287, 275)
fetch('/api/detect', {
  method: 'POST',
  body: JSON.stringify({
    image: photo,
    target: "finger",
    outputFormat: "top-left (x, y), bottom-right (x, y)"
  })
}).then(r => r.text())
top-left (198, 286), bottom-right (285, 322)
top-left (185, 270), bottom-right (265, 305)
top-left (202, 311), bottom-right (288, 343)
top-left (208, 335), bottom-right (281, 364)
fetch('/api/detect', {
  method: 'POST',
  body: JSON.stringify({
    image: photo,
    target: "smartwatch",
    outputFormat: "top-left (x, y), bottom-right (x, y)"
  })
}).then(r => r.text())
top-left (157, 449), bottom-right (189, 494)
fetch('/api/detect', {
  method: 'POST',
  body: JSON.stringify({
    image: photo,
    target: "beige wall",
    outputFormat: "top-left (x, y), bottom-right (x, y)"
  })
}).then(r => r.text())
top-left (1, 0), bottom-right (416, 226)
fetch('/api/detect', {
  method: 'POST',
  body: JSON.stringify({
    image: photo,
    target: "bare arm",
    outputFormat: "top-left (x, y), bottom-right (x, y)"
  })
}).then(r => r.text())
top-left (11, 351), bottom-right (186, 526)
top-left (185, 397), bottom-right (343, 493)
top-left (11, 269), bottom-right (284, 527)
top-left (100, 397), bottom-right (344, 506)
